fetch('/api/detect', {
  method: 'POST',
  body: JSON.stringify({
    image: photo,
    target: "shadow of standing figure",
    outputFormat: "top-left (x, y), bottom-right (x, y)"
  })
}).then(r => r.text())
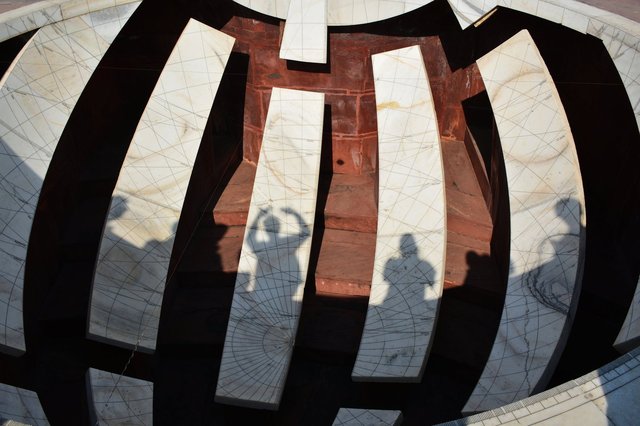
top-left (216, 205), bottom-right (311, 407)
top-left (354, 233), bottom-right (437, 380)
top-left (244, 207), bottom-right (310, 294)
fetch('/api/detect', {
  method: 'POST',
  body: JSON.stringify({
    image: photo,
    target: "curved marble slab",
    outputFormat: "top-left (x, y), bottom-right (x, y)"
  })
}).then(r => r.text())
top-left (615, 276), bottom-right (640, 351)
top-left (215, 87), bottom-right (324, 410)
top-left (440, 345), bottom-right (640, 426)
top-left (0, 1), bottom-right (140, 355)
top-left (464, 30), bottom-right (586, 413)
top-left (88, 368), bottom-right (152, 425)
top-left (333, 408), bottom-right (403, 426)
top-left (445, 1), bottom-right (640, 132)
top-left (0, 383), bottom-right (48, 426)
top-left (87, 19), bottom-right (235, 351)
top-left (234, 0), bottom-right (433, 26)
top-left (279, 0), bottom-right (327, 63)
top-left (352, 45), bottom-right (445, 382)
top-left (0, 0), bottom-right (140, 43)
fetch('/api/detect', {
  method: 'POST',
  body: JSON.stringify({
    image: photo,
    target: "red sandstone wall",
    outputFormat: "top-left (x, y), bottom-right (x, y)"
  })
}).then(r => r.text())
top-left (222, 17), bottom-right (485, 175)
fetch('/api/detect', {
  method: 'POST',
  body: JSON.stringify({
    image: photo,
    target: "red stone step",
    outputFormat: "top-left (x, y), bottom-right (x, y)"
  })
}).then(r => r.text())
top-left (212, 160), bottom-right (255, 226)
top-left (315, 228), bottom-right (376, 297)
top-left (324, 173), bottom-right (377, 233)
top-left (442, 139), bottom-right (493, 242)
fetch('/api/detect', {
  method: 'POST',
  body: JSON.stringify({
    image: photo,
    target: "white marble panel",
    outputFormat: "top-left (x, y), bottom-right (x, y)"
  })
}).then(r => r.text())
top-left (0, 0), bottom-right (139, 43)
top-left (279, 0), bottom-right (327, 63)
top-left (615, 277), bottom-right (640, 351)
top-left (465, 30), bottom-right (586, 413)
top-left (333, 408), bottom-right (402, 426)
top-left (446, 1), bottom-right (640, 138)
top-left (352, 45), bottom-right (445, 382)
top-left (0, 383), bottom-right (48, 426)
top-left (87, 19), bottom-right (235, 352)
top-left (234, 0), bottom-right (433, 26)
top-left (446, 0), bottom-right (497, 28)
top-left (215, 88), bottom-right (324, 409)
top-left (0, 1), bottom-right (139, 355)
top-left (88, 368), bottom-right (152, 426)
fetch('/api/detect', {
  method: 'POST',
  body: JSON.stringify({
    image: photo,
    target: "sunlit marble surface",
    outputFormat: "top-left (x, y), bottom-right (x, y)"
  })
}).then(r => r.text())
top-left (333, 408), bottom-right (403, 425)
top-left (445, 1), bottom-right (640, 132)
top-left (0, 1), bottom-right (139, 355)
top-left (279, 0), bottom-right (327, 63)
top-left (0, 0), bottom-right (140, 42)
top-left (615, 277), bottom-right (640, 351)
top-left (352, 45), bottom-right (445, 382)
top-left (88, 368), bottom-right (152, 426)
top-left (234, 0), bottom-right (434, 26)
top-left (441, 346), bottom-right (640, 426)
top-left (465, 30), bottom-right (586, 413)
top-left (216, 87), bottom-right (324, 409)
top-left (0, 383), bottom-right (48, 426)
top-left (88, 19), bottom-right (235, 351)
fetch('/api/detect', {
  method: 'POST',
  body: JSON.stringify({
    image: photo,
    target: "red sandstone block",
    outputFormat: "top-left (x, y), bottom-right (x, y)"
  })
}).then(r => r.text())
top-left (331, 48), bottom-right (370, 92)
top-left (420, 40), bottom-right (450, 79)
top-left (324, 173), bottom-right (377, 233)
top-left (243, 85), bottom-right (265, 129)
top-left (315, 229), bottom-right (375, 297)
top-left (242, 126), bottom-right (262, 164)
top-left (332, 135), bottom-right (363, 175)
top-left (327, 93), bottom-right (358, 135)
top-left (357, 93), bottom-right (377, 135)
top-left (441, 139), bottom-right (493, 242)
top-left (251, 48), bottom-right (285, 87)
top-left (360, 134), bottom-right (378, 175)
top-left (213, 161), bottom-right (256, 226)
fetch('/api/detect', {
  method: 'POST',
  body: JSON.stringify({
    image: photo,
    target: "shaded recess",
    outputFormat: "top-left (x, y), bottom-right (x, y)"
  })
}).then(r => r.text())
top-left (0, 0), bottom-right (638, 425)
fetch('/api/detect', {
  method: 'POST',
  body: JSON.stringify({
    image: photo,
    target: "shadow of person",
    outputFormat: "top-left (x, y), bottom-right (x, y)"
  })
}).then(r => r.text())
top-left (216, 205), bottom-right (311, 407)
top-left (355, 233), bottom-right (437, 379)
top-left (244, 206), bottom-right (310, 295)
top-left (466, 196), bottom-right (585, 412)
top-left (520, 198), bottom-right (583, 317)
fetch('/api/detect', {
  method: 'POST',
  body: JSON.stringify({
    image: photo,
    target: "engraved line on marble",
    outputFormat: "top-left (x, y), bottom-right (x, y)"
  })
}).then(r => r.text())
top-left (465, 30), bottom-right (585, 413)
top-left (88, 19), bottom-right (235, 351)
top-left (0, 1), bottom-right (140, 354)
top-left (216, 87), bottom-right (323, 409)
top-left (353, 44), bottom-right (445, 381)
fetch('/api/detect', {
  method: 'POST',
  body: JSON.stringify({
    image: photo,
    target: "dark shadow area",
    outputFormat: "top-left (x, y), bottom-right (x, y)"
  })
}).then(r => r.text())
top-left (462, 92), bottom-right (495, 183)
top-left (331, 0), bottom-right (459, 37)
top-left (19, 0), bottom-right (237, 422)
top-left (152, 48), bottom-right (249, 426)
top-left (0, 30), bottom-right (36, 77)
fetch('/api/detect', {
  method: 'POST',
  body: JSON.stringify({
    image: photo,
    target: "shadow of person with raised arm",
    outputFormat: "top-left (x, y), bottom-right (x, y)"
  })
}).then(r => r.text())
top-left (244, 206), bottom-right (311, 293)
top-left (355, 233), bottom-right (437, 379)
top-left (215, 205), bottom-right (311, 408)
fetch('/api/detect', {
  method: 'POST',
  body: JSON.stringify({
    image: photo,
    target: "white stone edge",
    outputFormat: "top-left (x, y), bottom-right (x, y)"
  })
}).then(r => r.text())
top-left (463, 28), bottom-right (587, 412)
top-left (234, 0), bottom-right (435, 27)
top-left (333, 408), bottom-right (403, 426)
top-left (435, 345), bottom-right (640, 426)
top-left (351, 44), bottom-right (446, 383)
top-left (0, 0), bottom-right (141, 43)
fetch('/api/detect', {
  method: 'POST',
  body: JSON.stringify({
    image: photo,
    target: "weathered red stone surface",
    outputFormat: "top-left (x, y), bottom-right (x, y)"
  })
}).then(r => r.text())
top-left (215, 17), bottom-right (498, 300)
top-left (221, 18), bottom-right (485, 176)
top-left (315, 229), bottom-right (376, 297)
top-left (212, 161), bottom-right (255, 226)
top-left (324, 173), bottom-right (377, 233)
